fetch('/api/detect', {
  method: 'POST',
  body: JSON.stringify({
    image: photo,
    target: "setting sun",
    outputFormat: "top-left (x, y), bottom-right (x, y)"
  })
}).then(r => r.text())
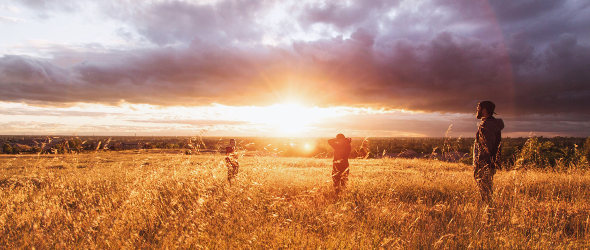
top-left (265, 102), bottom-right (313, 135)
top-left (243, 101), bottom-right (328, 136)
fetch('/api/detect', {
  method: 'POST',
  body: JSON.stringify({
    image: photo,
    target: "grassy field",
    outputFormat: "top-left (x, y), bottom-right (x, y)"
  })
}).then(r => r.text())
top-left (1, 152), bottom-right (589, 248)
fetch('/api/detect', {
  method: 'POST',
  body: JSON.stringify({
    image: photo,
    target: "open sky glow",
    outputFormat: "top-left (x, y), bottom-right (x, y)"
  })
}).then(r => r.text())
top-left (1, 0), bottom-right (589, 137)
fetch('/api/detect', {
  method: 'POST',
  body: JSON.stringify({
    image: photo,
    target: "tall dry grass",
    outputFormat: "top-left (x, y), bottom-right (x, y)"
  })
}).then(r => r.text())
top-left (0, 152), bottom-right (589, 248)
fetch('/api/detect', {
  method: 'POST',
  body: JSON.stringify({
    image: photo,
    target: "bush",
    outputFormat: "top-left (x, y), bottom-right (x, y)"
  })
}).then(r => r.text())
top-left (515, 137), bottom-right (544, 168)
top-left (2, 143), bottom-right (12, 154)
top-left (516, 137), bottom-right (589, 170)
top-left (569, 143), bottom-right (589, 170)
top-left (583, 137), bottom-right (590, 159)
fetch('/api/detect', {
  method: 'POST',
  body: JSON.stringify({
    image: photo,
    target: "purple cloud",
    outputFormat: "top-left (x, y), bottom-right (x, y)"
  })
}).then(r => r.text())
top-left (1, 0), bottom-right (589, 118)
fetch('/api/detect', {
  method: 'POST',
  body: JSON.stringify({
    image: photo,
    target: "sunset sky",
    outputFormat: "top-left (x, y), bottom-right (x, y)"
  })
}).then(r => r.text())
top-left (1, 0), bottom-right (589, 137)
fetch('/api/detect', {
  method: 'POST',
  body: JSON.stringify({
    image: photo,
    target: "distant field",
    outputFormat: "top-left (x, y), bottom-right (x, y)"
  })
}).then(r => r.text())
top-left (1, 152), bottom-right (589, 248)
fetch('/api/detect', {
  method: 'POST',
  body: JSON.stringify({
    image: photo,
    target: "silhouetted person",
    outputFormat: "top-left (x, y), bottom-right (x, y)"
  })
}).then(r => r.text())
top-left (225, 139), bottom-right (239, 184)
top-left (474, 101), bottom-right (504, 207)
top-left (328, 134), bottom-right (352, 194)
top-left (356, 138), bottom-right (370, 159)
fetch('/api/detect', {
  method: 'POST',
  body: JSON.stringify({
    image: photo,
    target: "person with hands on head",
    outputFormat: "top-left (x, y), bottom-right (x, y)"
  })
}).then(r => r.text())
top-left (328, 134), bottom-right (352, 195)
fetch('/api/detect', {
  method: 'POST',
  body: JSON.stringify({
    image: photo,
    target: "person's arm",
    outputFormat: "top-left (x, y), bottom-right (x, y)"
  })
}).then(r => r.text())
top-left (328, 138), bottom-right (337, 148)
top-left (494, 131), bottom-right (502, 169)
top-left (344, 139), bottom-right (352, 156)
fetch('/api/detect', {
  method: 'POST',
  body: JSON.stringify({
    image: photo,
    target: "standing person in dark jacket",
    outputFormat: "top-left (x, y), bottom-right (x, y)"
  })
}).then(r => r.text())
top-left (473, 101), bottom-right (504, 206)
top-left (328, 134), bottom-right (352, 194)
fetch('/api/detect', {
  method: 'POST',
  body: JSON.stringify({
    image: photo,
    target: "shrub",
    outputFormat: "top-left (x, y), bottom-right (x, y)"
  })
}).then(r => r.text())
top-left (515, 137), bottom-right (544, 168)
top-left (583, 137), bottom-right (590, 159)
top-left (2, 143), bottom-right (12, 154)
top-left (516, 137), bottom-right (590, 170)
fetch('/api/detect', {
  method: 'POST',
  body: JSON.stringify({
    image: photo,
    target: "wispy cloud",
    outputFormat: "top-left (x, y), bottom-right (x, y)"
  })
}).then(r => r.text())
top-left (0, 15), bottom-right (26, 23)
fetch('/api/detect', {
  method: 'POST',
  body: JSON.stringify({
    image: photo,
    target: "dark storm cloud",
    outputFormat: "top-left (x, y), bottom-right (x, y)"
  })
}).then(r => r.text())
top-left (489, 0), bottom-right (590, 43)
top-left (2, 31), bottom-right (590, 115)
top-left (115, 0), bottom-right (270, 45)
top-left (2, 0), bottom-right (590, 118)
top-left (489, 0), bottom-right (564, 21)
top-left (0, 48), bottom-right (273, 105)
top-left (0, 55), bottom-right (80, 103)
top-left (299, 0), bottom-right (397, 30)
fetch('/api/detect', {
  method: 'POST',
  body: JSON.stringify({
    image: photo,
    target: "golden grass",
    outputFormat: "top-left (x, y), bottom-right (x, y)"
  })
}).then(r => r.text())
top-left (1, 152), bottom-right (589, 248)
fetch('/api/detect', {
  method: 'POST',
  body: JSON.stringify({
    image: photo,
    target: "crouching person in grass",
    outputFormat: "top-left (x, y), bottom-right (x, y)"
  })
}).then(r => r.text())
top-left (473, 101), bottom-right (504, 220)
top-left (329, 134), bottom-right (352, 195)
top-left (225, 139), bottom-right (239, 184)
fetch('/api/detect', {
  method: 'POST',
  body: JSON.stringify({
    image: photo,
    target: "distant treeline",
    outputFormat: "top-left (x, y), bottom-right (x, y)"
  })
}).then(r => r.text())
top-left (1, 135), bottom-right (589, 170)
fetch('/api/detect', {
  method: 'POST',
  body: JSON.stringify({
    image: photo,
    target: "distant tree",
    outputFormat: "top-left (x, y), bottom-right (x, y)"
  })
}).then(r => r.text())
top-left (516, 137), bottom-right (543, 168)
top-left (2, 143), bottom-right (13, 154)
top-left (68, 138), bottom-right (83, 153)
top-left (515, 137), bottom-right (561, 168)
top-left (583, 137), bottom-right (590, 159)
top-left (31, 146), bottom-right (42, 154)
top-left (570, 143), bottom-right (589, 170)
top-left (109, 142), bottom-right (123, 151)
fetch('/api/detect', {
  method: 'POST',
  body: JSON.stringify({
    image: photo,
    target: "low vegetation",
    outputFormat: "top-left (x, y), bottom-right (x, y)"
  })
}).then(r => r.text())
top-left (1, 152), bottom-right (588, 248)
top-left (1, 136), bottom-right (589, 171)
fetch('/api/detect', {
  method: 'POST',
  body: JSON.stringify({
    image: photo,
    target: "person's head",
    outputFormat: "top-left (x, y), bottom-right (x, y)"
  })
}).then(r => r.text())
top-left (476, 101), bottom-right (495, 119)
top-left (229, 139), bottom-right (236, 146)
top-left (336, 133), bottom-right (345, 140)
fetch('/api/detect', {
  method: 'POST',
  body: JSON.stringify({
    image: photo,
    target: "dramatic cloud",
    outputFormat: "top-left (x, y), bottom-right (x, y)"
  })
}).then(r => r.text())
top-left (1, 0), bottom-right (590, 136)
top-left (2, 31), bottom-right (588, 114)
top-left (118, 0), bottom-right (271, 45)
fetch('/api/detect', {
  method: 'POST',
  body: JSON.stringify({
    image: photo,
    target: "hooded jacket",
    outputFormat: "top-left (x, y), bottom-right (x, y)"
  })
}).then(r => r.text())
top-left (329, 138), bottom-right (352, 166)
top-left (474, 116), bottom-right (504, 168)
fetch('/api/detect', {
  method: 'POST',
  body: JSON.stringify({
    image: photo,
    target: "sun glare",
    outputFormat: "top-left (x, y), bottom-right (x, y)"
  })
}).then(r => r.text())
top-left (0, 101), bottom-right (404, 137)
top-left (252, 102), bottom-right (318, 136)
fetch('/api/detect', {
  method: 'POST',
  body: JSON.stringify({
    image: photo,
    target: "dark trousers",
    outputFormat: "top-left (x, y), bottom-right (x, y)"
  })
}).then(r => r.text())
top-left (332, 162), bottom-right (349, 192)
top-left (226, 157), bottom-right (239, 182)
top-left (474, 162), bottom-right (495, 204)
